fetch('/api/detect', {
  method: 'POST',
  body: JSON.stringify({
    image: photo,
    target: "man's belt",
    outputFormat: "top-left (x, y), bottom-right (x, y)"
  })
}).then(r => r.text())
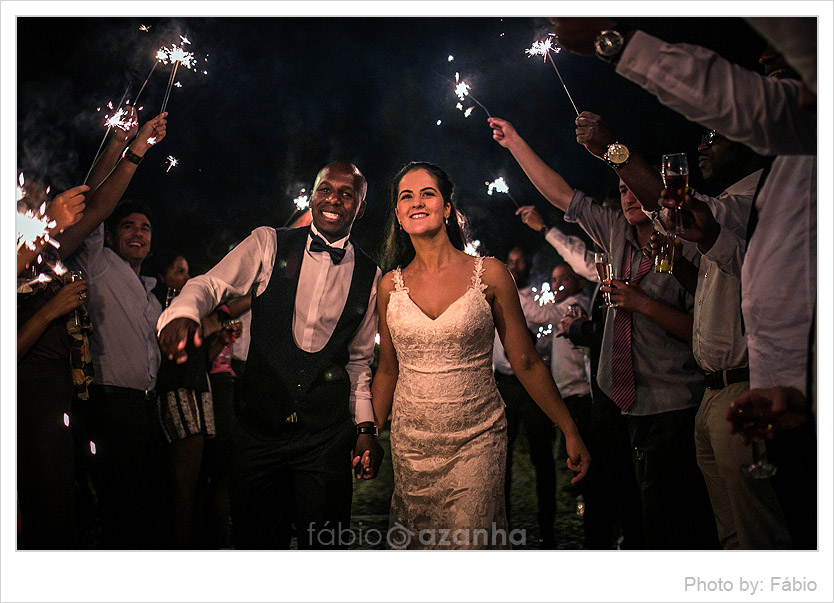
top-left (703, 367), bottom-right (749, 390)
top-left (92, 384), bottom-right (157, 400)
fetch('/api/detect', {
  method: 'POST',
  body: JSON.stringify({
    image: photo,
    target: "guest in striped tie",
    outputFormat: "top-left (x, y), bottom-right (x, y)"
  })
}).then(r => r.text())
top-left (489, 116), bottom-right (717, 549)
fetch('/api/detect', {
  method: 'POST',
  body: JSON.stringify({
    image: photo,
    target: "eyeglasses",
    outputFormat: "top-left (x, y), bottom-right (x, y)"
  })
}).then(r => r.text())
top-left (700, 130), bottom-right (722, 147)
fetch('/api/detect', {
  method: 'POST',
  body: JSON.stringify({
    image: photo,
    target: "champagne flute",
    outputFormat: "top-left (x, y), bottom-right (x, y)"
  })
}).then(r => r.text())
top-left (594, 252), bottom-right (614, 307)
top-left (742, 424), bottom-right (777, 479)
top-left (662, 153), bottom-right (689, 235)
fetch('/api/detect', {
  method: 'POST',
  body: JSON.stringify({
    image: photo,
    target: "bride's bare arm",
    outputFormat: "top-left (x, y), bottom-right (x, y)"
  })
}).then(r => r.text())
top-left (371, 272), bottom-right (399, 430)
top-left (485, 258), bottom-right (591, 482)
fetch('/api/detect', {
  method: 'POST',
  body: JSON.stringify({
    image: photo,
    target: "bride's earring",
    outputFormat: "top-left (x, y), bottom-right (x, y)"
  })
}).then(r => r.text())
top-left (444, 216), bottom-right (449, 225)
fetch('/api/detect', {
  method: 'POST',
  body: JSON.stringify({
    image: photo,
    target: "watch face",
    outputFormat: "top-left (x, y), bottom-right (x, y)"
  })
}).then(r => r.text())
top-left (607, 143), bottom-right (629, 164)
top-left (596, 30), bottom-right (624, 58)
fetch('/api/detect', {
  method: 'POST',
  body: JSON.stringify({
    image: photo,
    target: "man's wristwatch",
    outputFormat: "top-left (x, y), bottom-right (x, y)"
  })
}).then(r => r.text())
top-left (356, 425), bottom-right (379, 438)
top-left (122, 147), bottom-right (144, 165)
top-left (603, 142), bottom-right (631, 169)
top-left (594, 29), bottom-right (628, 64)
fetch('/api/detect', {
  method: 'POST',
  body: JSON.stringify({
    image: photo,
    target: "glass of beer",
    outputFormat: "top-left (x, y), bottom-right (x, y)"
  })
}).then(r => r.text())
top-left (662, 153), bottom-right (689, 235)
top-left (594, 251), bottom-right (614, 307)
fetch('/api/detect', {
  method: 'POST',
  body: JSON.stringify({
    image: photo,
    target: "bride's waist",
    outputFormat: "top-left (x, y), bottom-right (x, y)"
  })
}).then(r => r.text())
top-left (395, 366), bottom-right (497, 401)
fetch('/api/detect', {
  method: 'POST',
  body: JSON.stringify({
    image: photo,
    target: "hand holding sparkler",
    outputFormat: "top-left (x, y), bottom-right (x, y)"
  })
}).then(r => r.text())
top-left (158, 317), bottom-right (203, 364)
top-left (487, 117), bottom-right (522, 150)
top-left (514, 205), bottom-right (548, 233)
top-left (47, 185), bottom-right (89, 234)
top-left (548, 17), bottom-right (618, 56)
top-left (574, 111), bottom-right (618, 158)
top-left (128, 112), bottom-right (168, 157)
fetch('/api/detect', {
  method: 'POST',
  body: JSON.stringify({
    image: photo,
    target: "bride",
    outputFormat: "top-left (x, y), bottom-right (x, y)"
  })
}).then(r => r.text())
top-left (367, 162), bottom-right (590, 549)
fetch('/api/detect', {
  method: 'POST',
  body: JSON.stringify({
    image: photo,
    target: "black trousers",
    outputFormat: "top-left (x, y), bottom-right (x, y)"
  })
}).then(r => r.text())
top-left (74, 385), bottom-right (167, 549)
top-left (495, 371), bottom-right (556, 542)
top-left (230, 416), bottom-right (355, 549)
top-left (582, 388), bottom-right (645, 549)
top-left (18, 368), bottom-right (79, 549)
top-left (627, 406), bottom-right (719, 550)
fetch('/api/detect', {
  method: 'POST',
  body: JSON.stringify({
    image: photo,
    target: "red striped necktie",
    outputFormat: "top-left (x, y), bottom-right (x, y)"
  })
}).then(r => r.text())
top-left (610, 243), bottom-right (653, 413)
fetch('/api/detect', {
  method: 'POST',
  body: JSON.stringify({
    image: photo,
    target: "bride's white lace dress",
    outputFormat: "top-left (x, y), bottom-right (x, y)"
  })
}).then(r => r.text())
top-left (386, 257), bottom-right (509, 549)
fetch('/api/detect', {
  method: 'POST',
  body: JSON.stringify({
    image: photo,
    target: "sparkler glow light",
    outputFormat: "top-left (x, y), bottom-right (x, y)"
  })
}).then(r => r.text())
top-left (464, 239), bottom-right (481, 257)
top-left (526, 36), bottom-right (579, 116)
top-left (165, 156), bottom-right (178, 172)
top-left (536, 324), bottom-right (554, 339)
top-left (139, 24), bottom-right (151, 32)
top-left (452, 72), bottom-right (492, 118)
top-left (16, 178), bottom-right (59, 252)
top-left (485, 177), bottom-right (520, 208)
top-left (532, 282), bottom-right (556, 306)
top-left (292, 188), bottom-right (309, 211)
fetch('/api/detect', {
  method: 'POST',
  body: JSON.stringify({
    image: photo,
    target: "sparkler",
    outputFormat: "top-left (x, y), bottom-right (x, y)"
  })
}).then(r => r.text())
top-left (159, 42), bottom-right (196, 113)
top-left (526, 36), bottom-right (580, 117)
top-left (451, 71), bottom-right (492, 118)
top-left (292, 188), bottom-right (309, 211)
top-left (165, 156), bottom-right (178, 172)
top-left (464, 239), bottom-right (481, 257)
top-left (139, 24), bottom-right (151, 32)
top-left (485, 177), bottom-right (520, 208)
top-left (84, 83), bottom-right (132, 184)
top-left (531, 282), bottom-right (556, 306)
top-left (536, 324), bottom-right (554, 339)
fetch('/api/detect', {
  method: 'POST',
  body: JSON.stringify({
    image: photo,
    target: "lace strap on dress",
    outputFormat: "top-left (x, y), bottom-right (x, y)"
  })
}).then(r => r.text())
top-left (392, 266), bottom-right (407, 292)
top-left (470, 256), bottom-right (487, 293)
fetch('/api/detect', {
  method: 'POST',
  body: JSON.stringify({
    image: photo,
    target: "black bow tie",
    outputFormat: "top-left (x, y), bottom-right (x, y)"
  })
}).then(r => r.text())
top-left (309, 233), bottom-right (347, 264)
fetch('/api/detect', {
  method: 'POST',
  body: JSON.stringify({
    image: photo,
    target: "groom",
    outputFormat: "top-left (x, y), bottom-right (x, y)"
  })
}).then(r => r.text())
top-left (157, 161), bottom-right (383, 549)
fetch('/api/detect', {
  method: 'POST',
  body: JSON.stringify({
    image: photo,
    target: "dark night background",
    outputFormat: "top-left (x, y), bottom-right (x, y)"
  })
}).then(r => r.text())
top-left (17, 17), bottom-right (768, 278)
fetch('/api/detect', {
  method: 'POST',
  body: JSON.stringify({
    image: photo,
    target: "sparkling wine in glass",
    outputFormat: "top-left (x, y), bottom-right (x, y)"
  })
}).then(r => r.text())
top-left (594, 252), bottom-right (614, 307)
top-left (742, 423), bottom-right (777, 479)
top-left (662, 153), bottom-right (689, 235)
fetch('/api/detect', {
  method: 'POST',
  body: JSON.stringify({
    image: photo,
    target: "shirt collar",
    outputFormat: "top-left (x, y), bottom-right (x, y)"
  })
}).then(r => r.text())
top-left (722, 168), bottom-right (764, 197)
top-left (309, 223), bottom-right (350, 250)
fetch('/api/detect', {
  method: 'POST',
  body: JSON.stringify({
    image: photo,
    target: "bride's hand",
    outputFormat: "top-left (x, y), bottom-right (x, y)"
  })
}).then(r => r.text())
top-left (565, 436), bottom-right (591, 483)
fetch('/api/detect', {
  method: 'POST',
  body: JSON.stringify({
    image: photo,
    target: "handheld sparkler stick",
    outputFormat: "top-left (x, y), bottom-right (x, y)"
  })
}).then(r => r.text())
top-left (546, 53), bottom-right (579, 117)
top-left (160, 60), bottom-right (180, 114)
top-left (131, 59), bottom-right (160, 108)
top-left (527, 37), bottom-right (580, 117)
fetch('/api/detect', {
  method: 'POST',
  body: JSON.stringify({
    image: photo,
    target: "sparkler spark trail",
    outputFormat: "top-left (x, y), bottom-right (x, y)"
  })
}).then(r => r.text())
top-left (485, 177), bottom-right (520, 208)
top-left (139, 24), bottom-right (151, 32)
top-left (165, 156), bottom-right (178, 172)
top-left (526, 36), bottom-right (580, 116)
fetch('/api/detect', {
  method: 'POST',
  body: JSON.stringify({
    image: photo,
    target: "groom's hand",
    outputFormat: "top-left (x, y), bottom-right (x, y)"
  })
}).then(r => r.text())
top-left (352, 432), bottom-right (384, 480)
top-left (158, 317), bottom-right (202, 364)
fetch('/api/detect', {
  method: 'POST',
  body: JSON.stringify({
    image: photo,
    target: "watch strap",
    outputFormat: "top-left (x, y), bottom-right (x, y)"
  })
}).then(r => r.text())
top-left (356, 425), bottom-right (379, 438)
top-left (122, 147), bottom-right (144, 165)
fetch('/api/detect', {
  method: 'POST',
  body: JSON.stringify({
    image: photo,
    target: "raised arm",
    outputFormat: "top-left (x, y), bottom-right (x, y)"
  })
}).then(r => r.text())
top-left (485, 258), bottom-right (590, 482)
top-left (370, 273), bottom-right (399, 430)
top-left (56, 112), bottom-right (168, 259)
top-left (84, 106), bottom-right (137, 191)
top-left (574, 111), bottom-right (664, 211)
top-left (488, 117), bottom-right (575, 212)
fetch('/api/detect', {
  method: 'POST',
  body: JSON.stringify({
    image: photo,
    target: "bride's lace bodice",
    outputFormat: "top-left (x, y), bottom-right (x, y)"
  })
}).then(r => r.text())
top-left (385, 257), bottom-right (508, 549)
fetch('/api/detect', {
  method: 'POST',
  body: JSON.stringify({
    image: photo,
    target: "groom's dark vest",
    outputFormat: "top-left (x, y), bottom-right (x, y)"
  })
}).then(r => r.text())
top-left (240, 226), bottom-right (377, 434)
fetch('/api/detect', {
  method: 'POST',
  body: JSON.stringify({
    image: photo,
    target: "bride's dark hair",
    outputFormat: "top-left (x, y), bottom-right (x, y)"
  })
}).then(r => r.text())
top-left (378, 162), bottom-right (468, 271)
